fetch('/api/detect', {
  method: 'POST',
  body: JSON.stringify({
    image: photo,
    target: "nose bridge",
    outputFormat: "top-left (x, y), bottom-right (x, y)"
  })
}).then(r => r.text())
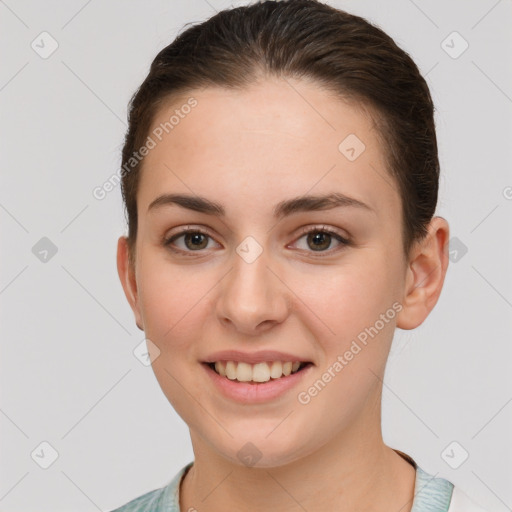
top-left (217, 235), bottom-right (288, 332)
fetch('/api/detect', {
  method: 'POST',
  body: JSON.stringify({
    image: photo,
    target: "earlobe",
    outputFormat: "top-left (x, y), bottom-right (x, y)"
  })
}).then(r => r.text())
top-left (116, 236), bottom-right (144, 331)
top-left (396, 217), bottom-right (450, 330)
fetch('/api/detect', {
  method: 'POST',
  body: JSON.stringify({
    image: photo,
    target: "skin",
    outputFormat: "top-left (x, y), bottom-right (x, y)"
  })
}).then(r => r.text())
top-left (117, 76), bottom-right (449, 512)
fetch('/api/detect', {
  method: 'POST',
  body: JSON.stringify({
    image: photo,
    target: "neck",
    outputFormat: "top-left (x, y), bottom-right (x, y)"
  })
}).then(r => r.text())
top-left (180, 416), bottom-right (416, 512)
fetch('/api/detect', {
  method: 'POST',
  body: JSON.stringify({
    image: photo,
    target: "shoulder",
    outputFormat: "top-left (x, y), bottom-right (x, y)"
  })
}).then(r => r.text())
top-left (108, 486), bottom-right (165, 512)
top-left (448, 485), bottom-right (491, 512)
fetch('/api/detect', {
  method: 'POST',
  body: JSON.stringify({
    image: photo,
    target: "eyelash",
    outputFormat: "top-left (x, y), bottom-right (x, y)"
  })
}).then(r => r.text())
top-left (163, 225), bottom-right (351, 258)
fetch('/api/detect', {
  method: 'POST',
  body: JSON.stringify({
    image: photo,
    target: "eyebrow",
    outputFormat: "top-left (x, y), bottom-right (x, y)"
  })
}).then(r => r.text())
top-left (147, 192), bottom-right (374, 219)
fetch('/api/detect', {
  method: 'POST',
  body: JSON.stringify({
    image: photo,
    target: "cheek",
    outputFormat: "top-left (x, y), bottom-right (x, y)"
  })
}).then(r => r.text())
top-left (136, 253), bottom-right (215, 354)
top-left (293, 262), bottom-right (397, 431)
top-left (294, 256), bottom-right (396, 341)
top-left (291, 254), bottom-right (399, 406)
top-left (136, 256), bottom-right (214, 426)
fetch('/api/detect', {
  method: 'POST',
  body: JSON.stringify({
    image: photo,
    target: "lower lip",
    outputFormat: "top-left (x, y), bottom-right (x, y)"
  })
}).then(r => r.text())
top-left (202, 363), bottom-right (313, 404)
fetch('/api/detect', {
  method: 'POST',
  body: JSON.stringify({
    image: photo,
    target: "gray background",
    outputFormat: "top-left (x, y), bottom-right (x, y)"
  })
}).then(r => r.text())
top-left (1, 0), bottom-right (511, 510)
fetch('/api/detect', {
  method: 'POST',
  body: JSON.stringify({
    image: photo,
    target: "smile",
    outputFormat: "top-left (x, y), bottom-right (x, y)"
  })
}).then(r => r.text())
top-left (208, 360), bottom-right (311, 384)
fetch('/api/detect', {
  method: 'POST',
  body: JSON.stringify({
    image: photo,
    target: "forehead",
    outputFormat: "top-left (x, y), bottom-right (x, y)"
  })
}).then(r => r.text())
top-left (138, 77), bottom-right (399, 222)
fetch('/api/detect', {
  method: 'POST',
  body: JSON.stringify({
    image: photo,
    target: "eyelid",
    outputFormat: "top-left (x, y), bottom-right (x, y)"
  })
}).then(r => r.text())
top-left (166, 224), bottom-right (216, 239)
top-left (293, 224), bottom-right (350, 243)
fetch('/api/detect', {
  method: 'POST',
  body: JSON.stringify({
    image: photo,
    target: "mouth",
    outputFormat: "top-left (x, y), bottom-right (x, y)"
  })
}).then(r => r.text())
top-left (204, 360), bottom-right (313, 384)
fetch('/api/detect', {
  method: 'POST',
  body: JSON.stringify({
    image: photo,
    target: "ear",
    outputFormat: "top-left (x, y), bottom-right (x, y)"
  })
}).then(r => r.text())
top-left (116, 236), bottom-right (144, 330)
top-left (396, 216), bottom-right (450, 330)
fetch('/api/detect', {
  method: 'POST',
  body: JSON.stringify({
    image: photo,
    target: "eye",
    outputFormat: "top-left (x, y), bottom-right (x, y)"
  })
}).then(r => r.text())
top-left (291, 225), bottom-right (350, 255)
top-left (163, 227), bottom-right (219, 255)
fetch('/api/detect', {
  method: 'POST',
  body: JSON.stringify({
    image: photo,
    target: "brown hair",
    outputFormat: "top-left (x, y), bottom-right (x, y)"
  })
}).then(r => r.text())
top-left (120, 0), bottom-right (439, 267)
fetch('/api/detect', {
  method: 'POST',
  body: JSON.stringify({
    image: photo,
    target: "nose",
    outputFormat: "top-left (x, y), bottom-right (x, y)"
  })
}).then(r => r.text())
top-left (216, 245), bottom-right (290, 335)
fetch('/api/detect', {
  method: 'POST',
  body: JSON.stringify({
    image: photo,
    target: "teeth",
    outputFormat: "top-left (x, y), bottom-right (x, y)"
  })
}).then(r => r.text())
top-left (225, 361), bottom-right (236, 380)
top-left (270, 361), bottom-right (283, 379)
top-left (215, 361), bottom-right (227, 377)
top-left (252, 362), bottom-right (270, 383)
top-left (212, 360), bottom-right (304, 383)
top-left (236, 362), bottom-right (253, 382)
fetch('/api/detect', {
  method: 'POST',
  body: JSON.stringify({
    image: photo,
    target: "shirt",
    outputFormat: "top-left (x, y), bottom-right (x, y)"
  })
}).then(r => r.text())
top-left (109, 450), bottom-right (490, 512)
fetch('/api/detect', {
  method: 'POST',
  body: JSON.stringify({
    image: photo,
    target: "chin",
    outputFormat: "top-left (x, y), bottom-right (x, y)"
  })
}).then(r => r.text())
top-left (213, 430), bottom-right (311, 469)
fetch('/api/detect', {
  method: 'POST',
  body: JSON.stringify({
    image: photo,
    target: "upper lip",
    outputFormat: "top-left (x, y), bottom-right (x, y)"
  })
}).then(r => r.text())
top-left (203, 350), bottom-right (312, 365)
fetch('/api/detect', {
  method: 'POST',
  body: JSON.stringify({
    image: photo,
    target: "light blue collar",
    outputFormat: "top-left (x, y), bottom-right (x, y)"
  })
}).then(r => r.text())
top-left (411, 465), bottom-right (454, 512)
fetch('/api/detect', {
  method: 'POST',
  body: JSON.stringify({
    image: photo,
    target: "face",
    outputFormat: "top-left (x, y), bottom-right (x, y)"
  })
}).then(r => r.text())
top-left (119, 77), bottom-right (413, 468)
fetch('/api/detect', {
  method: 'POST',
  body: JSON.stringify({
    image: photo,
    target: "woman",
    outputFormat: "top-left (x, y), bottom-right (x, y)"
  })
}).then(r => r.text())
top-left (113, 1), bottom-right (489, 510)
